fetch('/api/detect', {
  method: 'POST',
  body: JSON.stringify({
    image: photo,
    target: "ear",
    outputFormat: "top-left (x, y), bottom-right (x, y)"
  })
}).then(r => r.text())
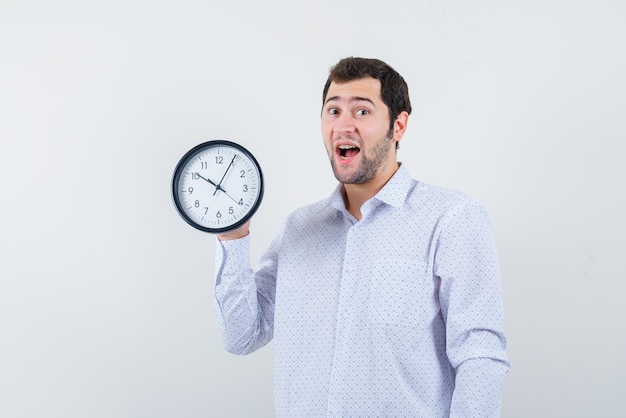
top-left (391, 111), bottom-right (409, 145)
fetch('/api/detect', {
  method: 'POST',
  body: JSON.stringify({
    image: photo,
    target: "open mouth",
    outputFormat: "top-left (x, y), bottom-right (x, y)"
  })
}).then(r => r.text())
top-left (338, 144), bottom-right (360, 160)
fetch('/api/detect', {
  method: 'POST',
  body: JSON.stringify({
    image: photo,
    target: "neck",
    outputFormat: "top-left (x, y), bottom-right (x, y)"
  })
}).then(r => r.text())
top-left (342, 162), bottom-right (400, 220)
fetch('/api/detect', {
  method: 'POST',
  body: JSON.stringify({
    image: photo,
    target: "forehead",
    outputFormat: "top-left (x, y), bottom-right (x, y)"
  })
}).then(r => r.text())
top-left (325, 77), bottom-right (383, 104)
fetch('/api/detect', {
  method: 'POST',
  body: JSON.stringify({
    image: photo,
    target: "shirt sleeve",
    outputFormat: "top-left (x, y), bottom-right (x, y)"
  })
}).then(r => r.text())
top-left (434, 200), bottom-right (510, 417)
top-left (213, 226), bottom-right (282, 355)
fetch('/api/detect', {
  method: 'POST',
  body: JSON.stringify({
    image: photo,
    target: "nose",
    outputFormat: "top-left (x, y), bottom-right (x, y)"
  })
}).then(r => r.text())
top-left (333, 112), bottom-right (356, 135)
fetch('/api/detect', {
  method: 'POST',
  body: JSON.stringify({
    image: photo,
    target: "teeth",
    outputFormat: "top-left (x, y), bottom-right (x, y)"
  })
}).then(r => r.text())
top-left (338, 144), bottom-right (359, 160)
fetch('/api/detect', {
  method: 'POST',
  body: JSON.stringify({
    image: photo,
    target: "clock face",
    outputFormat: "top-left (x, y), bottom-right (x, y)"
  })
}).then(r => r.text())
top-left (172, 140), bottom-right (264, 233)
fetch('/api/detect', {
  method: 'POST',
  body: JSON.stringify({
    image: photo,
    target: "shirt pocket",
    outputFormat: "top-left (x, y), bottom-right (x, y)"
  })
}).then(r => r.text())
top-left (368, 259), bottom-right (430, 326)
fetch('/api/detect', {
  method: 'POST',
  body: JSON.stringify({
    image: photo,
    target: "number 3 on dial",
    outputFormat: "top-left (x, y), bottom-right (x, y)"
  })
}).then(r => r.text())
top-left (172, 140), bottom-right (264, 233)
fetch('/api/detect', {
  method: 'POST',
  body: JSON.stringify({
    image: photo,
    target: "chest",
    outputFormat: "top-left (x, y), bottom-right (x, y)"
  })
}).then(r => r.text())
top-left (274, 212), bottom-right (441, 329)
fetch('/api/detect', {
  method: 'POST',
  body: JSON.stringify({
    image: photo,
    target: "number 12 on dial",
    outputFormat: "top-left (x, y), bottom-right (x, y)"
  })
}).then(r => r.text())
top-left (171, 140), bottom-right (264, 233)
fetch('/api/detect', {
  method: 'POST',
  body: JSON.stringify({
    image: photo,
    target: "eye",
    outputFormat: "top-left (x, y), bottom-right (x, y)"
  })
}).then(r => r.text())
top-left (328, 107), bottom-right (339, 115)
top-left (355, 108), bottom-right (369, 116)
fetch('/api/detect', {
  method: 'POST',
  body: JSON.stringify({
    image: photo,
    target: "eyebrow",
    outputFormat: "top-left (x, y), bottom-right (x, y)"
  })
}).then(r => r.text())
top-left (324, 96), bottom-right (376, 107)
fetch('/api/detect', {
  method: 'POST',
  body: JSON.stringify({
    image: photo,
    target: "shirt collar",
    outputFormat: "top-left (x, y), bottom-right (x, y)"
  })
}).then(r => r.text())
top-left (328, 163), bottom-right (413, 213)
top-left (372, 163), bottom-right (413, 208)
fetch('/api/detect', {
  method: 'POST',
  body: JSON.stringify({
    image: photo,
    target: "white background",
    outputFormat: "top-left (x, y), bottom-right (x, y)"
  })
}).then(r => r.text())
top-left (1, 0), bottom-right (624, 417)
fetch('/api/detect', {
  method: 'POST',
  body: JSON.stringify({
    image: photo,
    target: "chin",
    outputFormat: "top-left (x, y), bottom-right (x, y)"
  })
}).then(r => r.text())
top-left (333, 169), bottom-right (374, 185)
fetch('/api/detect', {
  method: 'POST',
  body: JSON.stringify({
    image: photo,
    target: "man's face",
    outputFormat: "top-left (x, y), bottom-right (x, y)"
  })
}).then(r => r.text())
top-left (321, 77), bottom-right (398, 185)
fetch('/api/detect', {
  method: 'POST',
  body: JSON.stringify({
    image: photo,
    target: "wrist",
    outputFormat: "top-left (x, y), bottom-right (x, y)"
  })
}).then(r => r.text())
top-left (217, 221), bottom-right (250, 241)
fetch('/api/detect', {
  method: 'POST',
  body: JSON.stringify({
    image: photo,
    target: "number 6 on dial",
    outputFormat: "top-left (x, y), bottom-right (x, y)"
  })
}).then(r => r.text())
top-left (171, 140), bottom-right (264, 233)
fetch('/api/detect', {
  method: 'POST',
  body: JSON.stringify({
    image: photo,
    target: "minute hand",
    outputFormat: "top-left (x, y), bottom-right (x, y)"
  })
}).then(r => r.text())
top-left (214, 154), bottom-right (237, 195)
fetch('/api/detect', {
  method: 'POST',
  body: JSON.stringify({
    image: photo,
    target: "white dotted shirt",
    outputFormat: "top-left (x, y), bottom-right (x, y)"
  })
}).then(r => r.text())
top-left (214, 165), bottom-right (510, 417)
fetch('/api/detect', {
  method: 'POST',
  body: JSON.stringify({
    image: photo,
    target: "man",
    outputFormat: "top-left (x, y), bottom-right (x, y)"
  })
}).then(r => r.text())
top-left (214, 57), bottom-right (509, 417)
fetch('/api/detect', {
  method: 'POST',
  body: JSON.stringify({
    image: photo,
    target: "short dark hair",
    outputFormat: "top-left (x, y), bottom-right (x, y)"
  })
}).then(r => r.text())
top-left (322, 57), bottom-right (412, 133)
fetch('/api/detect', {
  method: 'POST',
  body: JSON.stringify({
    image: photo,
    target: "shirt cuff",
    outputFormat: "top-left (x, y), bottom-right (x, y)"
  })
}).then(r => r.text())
top-left (215, 235), bottom-right (251, 279)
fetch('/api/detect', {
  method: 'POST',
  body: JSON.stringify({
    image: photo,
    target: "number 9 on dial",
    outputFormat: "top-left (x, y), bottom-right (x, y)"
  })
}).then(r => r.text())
top-left (171, 140), bottom-right (264, 233)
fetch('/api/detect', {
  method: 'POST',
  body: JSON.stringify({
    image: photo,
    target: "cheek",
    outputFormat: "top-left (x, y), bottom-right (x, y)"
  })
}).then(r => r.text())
top-left (321, 123), bottom-right (333, 144)
top-left (363, 124), bottom-right (389, 142)
top-left (322, 138), bottom-right (333, 157)
top-left (321, 119), bottom-right (331, 134)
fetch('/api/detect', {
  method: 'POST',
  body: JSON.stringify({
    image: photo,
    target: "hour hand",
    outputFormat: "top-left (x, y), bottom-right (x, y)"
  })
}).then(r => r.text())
top-left (195, 173), bottom-right (219, 189)
top-left (195, 172), bottom-right (233, 196)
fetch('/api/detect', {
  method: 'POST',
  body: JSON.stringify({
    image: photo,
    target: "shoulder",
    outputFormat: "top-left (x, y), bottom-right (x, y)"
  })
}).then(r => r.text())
top-left (285, 196), bottom-right (339, 226)
top-left (269, 195), bottom-right (343, 250)
top-left (403, 179), bottom-right (494, 236)
top-left (407, 180), bottom-right (480, 212)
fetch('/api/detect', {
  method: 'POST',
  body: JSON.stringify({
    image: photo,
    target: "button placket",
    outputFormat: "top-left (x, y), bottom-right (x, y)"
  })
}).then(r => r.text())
top-left (327, 224), bottom-right (359, 416)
